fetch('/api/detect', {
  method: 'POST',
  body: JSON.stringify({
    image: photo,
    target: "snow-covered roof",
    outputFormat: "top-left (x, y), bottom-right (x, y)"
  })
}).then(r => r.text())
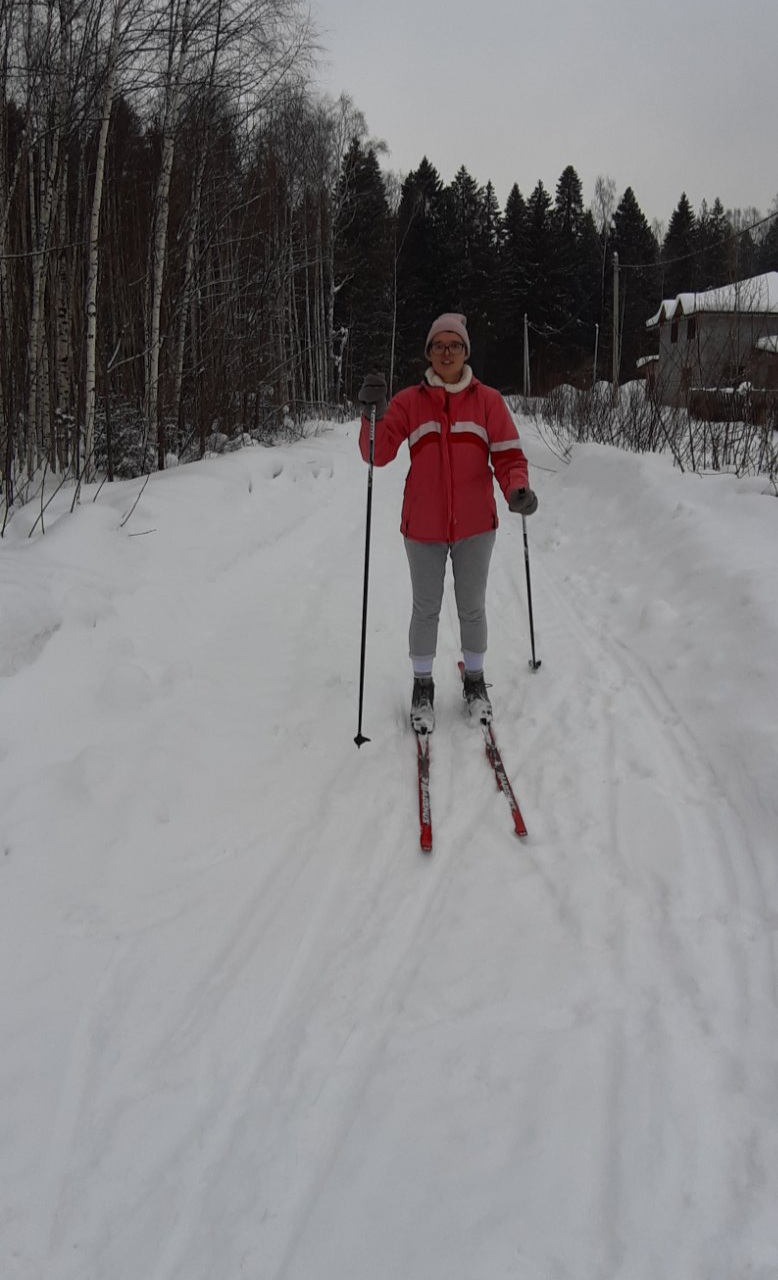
top-left (647, 272), bottom-right (778, 328)
top-left (756, 334), bottom-right (778, 355)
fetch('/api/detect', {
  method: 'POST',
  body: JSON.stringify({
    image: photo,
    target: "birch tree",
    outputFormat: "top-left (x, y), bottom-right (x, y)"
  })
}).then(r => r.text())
top-left (25, 0), bottom-right (65, 476)
top-left (144, 0), bottom-right (192, 470)
top-left (0, 0), bottom-right (26, 497)
top-left (144, 0), bottom-right (313, 463)
top-left (83, 0), bottom-right (129, 481)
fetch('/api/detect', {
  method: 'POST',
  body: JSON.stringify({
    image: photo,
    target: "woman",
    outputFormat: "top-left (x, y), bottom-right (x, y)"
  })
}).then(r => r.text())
top-left (358, 312), bottom-right (537, 735)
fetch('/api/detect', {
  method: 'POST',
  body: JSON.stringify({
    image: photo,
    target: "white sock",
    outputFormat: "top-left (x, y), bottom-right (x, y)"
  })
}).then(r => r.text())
top-left (462, 649), bottom-right (485, 675)
top-left (412, 656), bottom-right (434, 677)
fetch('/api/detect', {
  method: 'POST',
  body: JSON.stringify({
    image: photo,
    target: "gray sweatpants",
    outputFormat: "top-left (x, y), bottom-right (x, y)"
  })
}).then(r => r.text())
top-left (404, 532), bottom-right (496, 659)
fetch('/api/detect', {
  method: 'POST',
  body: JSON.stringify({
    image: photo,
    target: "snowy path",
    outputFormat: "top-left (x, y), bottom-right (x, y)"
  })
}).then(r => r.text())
top-left (2, 419), bottom-right (778, 1279)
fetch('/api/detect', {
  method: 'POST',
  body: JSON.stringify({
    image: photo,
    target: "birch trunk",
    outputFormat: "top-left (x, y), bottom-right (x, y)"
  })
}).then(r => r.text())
top-left (26, 130), bottom-right (60, 477)
top-left (53, 147), bottom-right (70, 468)
top-left (317, 224), bottom-right (327, 402)
top-left (0, 84), bottom-right (11, 500)
top-left (287, 229), bottom-right (299, 405)
top-left (145, 0), bottom-right (192, 471)
top-left (26, 0), bottom-right (70, 479)
top-left (170, 0), bottom-right (224, 441)
top-left (83, 0), bottom-right (123, 482)
top-left (0, 70), bottom-right (32, 493)
top-left (169, 147), bottom-right (205, 443)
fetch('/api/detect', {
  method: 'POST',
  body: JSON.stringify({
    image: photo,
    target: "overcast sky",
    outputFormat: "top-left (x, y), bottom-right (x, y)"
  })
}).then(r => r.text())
top-left (311, 0), bottom-right (777, 231)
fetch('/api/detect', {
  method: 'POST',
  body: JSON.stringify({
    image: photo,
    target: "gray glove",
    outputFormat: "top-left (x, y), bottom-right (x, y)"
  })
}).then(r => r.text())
top-left (508, 487), bottom-right (538, 516)
top-left (358, 373), bottom-right (388, 419)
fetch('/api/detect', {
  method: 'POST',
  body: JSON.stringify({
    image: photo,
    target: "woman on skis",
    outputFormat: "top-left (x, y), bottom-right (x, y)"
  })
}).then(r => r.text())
top-left (358, 312), bottom-right (538, 735)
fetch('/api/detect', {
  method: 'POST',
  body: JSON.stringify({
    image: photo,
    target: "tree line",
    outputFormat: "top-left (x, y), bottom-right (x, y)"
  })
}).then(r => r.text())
top-left (351, 161), bottom-right (777, 401)
top-left (2, 0), bottom-right (776, 503)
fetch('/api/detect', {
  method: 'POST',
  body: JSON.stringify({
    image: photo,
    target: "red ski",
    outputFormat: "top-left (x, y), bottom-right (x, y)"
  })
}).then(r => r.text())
top-left (458, 662), bottom-right (528, 838)
top-left (416, 732), bottom-right (433, 852)
top-left (480, 722), bottom-right (528, 838)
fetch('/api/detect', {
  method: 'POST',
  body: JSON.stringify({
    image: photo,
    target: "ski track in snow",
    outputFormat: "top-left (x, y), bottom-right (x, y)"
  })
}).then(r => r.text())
top-left (2, 421), bottom-right (778, 1280)
top-left (525, 555), bottom-right (777, 1277)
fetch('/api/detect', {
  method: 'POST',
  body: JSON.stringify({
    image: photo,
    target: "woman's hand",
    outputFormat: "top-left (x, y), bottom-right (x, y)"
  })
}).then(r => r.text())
top-left (358, 374), bottom-right (388, 419)
top-left (508, 488), bottom-right (538, 516)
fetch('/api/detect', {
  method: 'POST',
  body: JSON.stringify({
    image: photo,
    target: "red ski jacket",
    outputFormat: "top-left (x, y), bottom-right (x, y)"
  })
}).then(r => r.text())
top-left (359, 374), bottom-right (529, 543)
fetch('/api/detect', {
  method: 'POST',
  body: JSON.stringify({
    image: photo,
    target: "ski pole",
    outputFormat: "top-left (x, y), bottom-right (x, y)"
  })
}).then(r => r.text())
top-left (354, 403), bottom-right (377, 746)
top-left (522, 515), bottom-right (541, 670)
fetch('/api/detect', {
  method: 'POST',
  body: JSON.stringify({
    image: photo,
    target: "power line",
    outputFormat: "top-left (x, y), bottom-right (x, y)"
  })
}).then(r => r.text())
top-left (619, 207), bottom-right (777, 273)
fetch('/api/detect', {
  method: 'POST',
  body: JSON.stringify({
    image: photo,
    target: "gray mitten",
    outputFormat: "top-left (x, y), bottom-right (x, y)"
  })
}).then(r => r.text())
top-left (508, 487), bottom-right (539, 516)
top-left (358, 373), bottom-right (388, 419)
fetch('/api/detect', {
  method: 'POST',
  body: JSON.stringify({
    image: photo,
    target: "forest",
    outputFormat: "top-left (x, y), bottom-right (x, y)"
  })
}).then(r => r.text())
top-left (2, 0), bottom-right (777, 503)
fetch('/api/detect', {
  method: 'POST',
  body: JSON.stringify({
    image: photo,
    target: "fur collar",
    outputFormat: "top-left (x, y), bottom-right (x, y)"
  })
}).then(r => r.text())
top-left (424, 364), bottom-right (473, 394)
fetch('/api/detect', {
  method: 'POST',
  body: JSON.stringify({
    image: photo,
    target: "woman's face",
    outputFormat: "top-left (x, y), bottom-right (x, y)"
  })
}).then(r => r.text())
top-left (427, 331), bottom-right (467, 383)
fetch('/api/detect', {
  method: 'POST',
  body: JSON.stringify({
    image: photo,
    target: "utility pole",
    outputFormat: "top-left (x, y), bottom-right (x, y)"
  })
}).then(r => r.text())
top-left (611, 252), bottom-right (620, 405)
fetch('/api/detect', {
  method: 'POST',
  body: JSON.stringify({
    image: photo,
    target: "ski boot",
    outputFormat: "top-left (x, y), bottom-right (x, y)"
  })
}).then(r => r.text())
top-left (462, 671), bottom-right (492, 725)
top-left (410, 676), bottom-right (435, 735)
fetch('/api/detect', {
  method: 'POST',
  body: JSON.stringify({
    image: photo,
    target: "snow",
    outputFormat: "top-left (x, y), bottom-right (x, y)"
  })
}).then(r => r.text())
top-left (647, 270), bottom-right (778, 327)
top-left (2, 416), bottom-right (778, 1280)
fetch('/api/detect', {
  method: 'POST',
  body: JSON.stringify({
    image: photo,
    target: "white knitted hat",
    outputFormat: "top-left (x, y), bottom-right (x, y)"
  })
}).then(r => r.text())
top-left (424, 313), bottom-right (470, 358)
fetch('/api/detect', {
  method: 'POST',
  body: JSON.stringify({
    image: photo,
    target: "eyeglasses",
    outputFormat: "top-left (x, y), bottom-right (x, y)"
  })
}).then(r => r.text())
top-left (430, 341), bottom-right (464, 355)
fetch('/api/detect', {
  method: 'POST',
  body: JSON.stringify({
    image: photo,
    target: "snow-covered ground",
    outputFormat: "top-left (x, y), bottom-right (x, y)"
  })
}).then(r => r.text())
top-left (2, 413), bottom-right (778, 1280)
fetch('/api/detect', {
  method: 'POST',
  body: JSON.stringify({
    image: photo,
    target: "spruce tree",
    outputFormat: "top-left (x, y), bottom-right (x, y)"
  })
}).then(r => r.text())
top-left (523, 179), bottom-right (567, 389)
top-left (553, 165), bottom-right (599, 382)
top-left (610, 187), bottom-right (660, 380)
top-left (729, 208), bottom-right (761, 280)
top-left (496, 183), bottom-right (529, 389)
top-left (333, 141), bottom-right (391, 399)
top-left (554, 166), bottom-right (585, 240)
top-left (437, 167), bottom-right (501, 378)
top-left (439, 165), bottom-right (483, 309)
top-left (477, 181), bottom-right (504, 382)
top-left (696, 198), bottom-right (733, 288)
top-left (661, 193), bottom-right (697, 296)
top-left (577, 209), bottom-right (606, 383)
top-left (553, 166), bottom-right (584, 314)
top-left (393, 158), bottom-right (450, 385)
top-left (758, 203), bottom-right (778, 272)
